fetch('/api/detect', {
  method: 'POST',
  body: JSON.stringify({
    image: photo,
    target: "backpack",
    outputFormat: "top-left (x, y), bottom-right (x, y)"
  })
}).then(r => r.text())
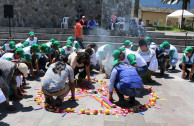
top-left (115, 63), bottom-right (143, 89)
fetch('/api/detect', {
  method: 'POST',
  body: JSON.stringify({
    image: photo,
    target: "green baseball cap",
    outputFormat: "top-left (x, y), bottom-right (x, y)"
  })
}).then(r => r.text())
top-left (160, 41), bottom-right (170, 48)
top-left (9, 41), bottom-right (16, 49)
top-left (15, 48), bottom-right (24, 58)
top-left (49, 38), bottom-right (55, 43)
top-left (183, 47), bottom-right (193, 53)
top-left (31, 44), bottom-right (40, 53)
top-left (53, 41), bottom-right (60, 50)
top-left (105, 44), bottom-right (112, 49)
top-left (66, 41), bottom-right (73, 48)
top-left (124, 40), bottom-right (133, 45)
top-left (68, 36), bottom-right (74, 41)
top-left (41, 44), bottom-right (50, 54)
top-left (22, 41), bottom-right (29, 48)
top-left (113, 59), bottom-right (121, 67)
top-left (119, 47), bottom-right (125, 51)
top-left (145, 37), bottom-right (151, 43)
top-left (29, 31), bottom-right (35, 36)
top-left (112, 49), bottom-right (121, 60)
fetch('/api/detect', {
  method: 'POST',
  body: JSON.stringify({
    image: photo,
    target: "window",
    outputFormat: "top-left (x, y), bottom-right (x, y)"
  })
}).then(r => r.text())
top-left (154, 20), bottom-right (160, 26)
top-left (146, 20), bottom-right (150, 26)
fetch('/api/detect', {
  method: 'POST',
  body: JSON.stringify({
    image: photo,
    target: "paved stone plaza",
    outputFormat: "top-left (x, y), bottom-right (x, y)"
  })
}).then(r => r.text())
top-left (1, 53), bottom-right (194, 126)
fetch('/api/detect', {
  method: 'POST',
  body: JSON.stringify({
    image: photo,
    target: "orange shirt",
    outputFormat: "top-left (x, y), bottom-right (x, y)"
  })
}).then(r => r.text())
top-left (74, 22), bottom-right (83, 38)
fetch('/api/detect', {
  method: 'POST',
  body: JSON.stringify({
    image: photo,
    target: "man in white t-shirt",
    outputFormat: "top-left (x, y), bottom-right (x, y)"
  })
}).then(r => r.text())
top-left (25, 31), bottom-right (39, 46)
top-left (117, 13), bottom-right (125, 30)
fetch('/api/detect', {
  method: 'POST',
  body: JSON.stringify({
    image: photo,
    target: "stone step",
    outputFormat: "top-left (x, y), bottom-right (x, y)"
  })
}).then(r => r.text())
top-left (0, 39), bottom-right (192, 52)
top-left (0, 32), bottom-right (193, 46)
top-left (1, 26), bottom-right (194, 39)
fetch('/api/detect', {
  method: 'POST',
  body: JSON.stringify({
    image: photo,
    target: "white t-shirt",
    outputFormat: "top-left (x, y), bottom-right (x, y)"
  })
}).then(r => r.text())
top-left (165, 44), bottom-right (179, 59)
top-left (16, 43), bottom-right (23, 48)
top-left (61, 46), bottom-right (76, 56)
top-left (148, 42), bottom-right (157, 52)
top-left (137, 48), bottom-right (158, 71)
top-left (137, 22), bottom-right (144, 29)
top-left (96, 44), bottom-right (108, 60)
top-left (117, 17), bottom-right (125, 23)
top-left (124, 48), bottom-right (147, 67)
top-left (3, 44), bottom-right (15, 52)
top-left (1, 53), bottom-right (15, 60)
top-left (26, 37), bottom-right (38, 46)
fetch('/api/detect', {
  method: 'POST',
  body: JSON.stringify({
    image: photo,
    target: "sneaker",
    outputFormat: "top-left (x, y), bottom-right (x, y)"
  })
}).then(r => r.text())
top-left (172, 66), bottom-right (176, 70)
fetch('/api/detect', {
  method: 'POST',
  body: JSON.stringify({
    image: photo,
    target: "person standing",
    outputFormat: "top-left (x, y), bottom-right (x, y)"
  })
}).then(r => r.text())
top-left (74, 18), bottom-right (84, 49)
top-left (80, 16), bottom-right (87, 35)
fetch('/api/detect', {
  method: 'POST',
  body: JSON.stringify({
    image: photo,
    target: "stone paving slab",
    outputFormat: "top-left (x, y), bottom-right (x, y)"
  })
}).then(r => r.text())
top-left (1, 53), bottom-right (194, 126)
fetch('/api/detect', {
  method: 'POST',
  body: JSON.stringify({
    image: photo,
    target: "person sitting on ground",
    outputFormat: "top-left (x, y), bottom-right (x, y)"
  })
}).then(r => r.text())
top-left (179, 47), bottom-right (194, 80)
top-left (123, 40), bottom-right (134, 51)
top-left (137, 18), bottom-right (146, 37)
top-left (137, 39), bottom-right (158, 83)
top-left (22, 44), bottom-right (40, 79)
top-left (129, 18), bottom-right (138, 37)
top-left (0, 59), bottom-right (28, 111)
top-left (160, 41), bottom-right (178, 71)
top-left (42, 55), bottom-right (78, 106)
top-left (45, 39), bottom-right (60, 63)
top-left (68, 51), bottom-right (92, 85)
top-left (109, 60), bottom-right (143, 106)
top-left (25, 31), bottom-right (39, 46)
top-left (80, 16), bottom-right (88, 35)
top-left (61, 41), bottom-right (77, 57)
top-left (2, 41), bottom-right (16, 53)
top-left (117, 47), bottom-right (148, 76)
top-left (68, 36), bottom-right (79, 51)
top-left (96, 44), bottom-right (112, 77)
top-left (145, 37), bottom-right (157, 52)
top-left (87, 16), bottom-right (96, 30)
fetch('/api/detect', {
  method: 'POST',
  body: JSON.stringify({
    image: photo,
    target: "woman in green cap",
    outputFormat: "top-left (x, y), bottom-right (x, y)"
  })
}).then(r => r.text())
top-left (61, 40), bottom-right (77, 56)
top-left (2, 41), bottom-right (16, 53)
top-left (160, 41), bottom-right (178, 70)
top-left (145, 37), bottom-right (157, 52)
top-left (22, 44), bottom-right (40, 79)
top-left (123, 40), bottom-right (134, 51)
top-left (96, 44), bottom-right (113, 79)
top-left (25, 31), bottom-right (39, 46)
top-left (179, 47), bottom-right (194, 80)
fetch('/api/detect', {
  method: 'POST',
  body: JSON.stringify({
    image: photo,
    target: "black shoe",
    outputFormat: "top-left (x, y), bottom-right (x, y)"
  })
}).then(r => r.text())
top-left (167, 65), bottom-right (170, 69)
top-left (55, 98), bottom-right (62, 107)
top-left (128, 97), bottom-right (135, 105)
top-left (45, 97), bottom-right (51, 104)
top-left (172, 66), bottom-right (176, 70)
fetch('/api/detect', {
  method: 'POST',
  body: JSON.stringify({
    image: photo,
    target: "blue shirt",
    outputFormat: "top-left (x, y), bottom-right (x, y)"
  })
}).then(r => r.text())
top-left (87, 20), bottom-right (96, 28)
top-left (42, 63), bottom-right (74, 92)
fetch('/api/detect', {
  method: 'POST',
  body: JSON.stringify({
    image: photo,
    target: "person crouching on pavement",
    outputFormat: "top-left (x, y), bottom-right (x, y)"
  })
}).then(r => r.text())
top-left (109, 59), bottom-right (143, 106)
top-left (42, 55), bottom-right (78, 106)
top-left (0, 59), bottom-right (28, 111)
top-left (179, 47), bottom-right (194, 80)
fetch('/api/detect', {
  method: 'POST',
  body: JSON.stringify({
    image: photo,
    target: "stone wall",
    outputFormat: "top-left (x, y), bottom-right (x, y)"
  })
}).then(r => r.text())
top-left (0, 0), bottom-right (131, 28)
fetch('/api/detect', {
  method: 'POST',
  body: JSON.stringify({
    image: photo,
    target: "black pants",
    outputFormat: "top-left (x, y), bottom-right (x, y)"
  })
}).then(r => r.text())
top-left (179, 63), bottom-right (192, 75)
top-left (74, 65), bottom-right (93, 79)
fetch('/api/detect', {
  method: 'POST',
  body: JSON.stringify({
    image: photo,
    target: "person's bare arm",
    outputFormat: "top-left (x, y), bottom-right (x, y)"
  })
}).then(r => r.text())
top-left (132, 63), bottom-right (138, 69)
top-left (189, 65), bottom-right (194, 80)
top-left (35, 59), bottom-right (40, 75)
top-left (99, 59), bottom-right (103, 74)
top-left (86, 65), bottom-right (91, 85)
top-left (181, 63), bottom-right (186, 78)
top-left (69, 82), bottom-right (78, 101)
top-left (29, 62), bottom-right (35, 79)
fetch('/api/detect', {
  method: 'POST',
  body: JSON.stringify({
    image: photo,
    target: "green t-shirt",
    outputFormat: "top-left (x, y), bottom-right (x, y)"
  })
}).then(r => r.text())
top-left (127, 54), bottom-right (137, 65)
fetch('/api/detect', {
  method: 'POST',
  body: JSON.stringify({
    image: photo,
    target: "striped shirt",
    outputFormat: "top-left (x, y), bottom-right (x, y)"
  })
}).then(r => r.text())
top-left (42, 63), bottom-right (74, 93)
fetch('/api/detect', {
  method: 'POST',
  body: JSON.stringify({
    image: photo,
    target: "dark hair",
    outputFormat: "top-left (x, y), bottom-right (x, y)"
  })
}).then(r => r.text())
top-left (76, 52), bottom-right (90, 66)
top-left (85, 47), bottom-right (93, 56)
top-left (52, 55), bottom-right (68, 74)
top-left (75, 18), bottom-right (79, 23)
top-left (89, 43), bottom-right (96, 48)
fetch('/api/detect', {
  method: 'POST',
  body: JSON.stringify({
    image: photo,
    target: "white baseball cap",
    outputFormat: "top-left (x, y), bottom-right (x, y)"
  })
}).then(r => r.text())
top-left (17, 63), bottom-right (28, 78)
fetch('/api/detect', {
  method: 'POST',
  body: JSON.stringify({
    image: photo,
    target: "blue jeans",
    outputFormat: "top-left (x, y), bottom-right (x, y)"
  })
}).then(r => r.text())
top-left (76, 37), bottom-right (85, 49)
top-left (115, 82), bottom-right (142, 99)
top-left (137, 65), bottom-right (148, 76)
top-left (169, 58), bottom-right (178, 67)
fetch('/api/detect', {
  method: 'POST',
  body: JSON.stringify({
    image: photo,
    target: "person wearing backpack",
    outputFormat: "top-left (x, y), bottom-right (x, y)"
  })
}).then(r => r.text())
top-left (109, 56), bottom-right (143, 106)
